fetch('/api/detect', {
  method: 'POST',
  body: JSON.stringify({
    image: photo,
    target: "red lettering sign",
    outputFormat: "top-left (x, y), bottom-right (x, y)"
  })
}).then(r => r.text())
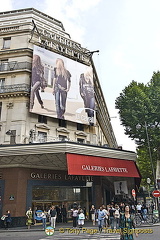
top-left (67, 153), bottom-right (140, 177)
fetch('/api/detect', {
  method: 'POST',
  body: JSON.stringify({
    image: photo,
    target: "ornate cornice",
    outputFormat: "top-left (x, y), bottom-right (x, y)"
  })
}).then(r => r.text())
top-left (0, 84), bottom-right (30, 99)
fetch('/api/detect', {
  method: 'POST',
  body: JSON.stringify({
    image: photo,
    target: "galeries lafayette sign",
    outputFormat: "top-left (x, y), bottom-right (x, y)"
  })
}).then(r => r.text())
top-left (67, 153), bottom-right (140, 178)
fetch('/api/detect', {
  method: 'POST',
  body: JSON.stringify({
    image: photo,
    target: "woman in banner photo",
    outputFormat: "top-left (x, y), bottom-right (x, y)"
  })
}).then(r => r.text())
top-left (30, 54), bottom-right (47, 110)
top-left (79, 66), bottom-right (95, 126)
top-left (119, 205), bottom-right (138, 240)
top-left (52, 58), bottom-right (71, 119)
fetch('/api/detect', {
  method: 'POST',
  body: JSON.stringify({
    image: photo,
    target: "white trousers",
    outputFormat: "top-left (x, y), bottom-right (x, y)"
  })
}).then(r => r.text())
top-left (51, 216), bottom-right (56, 228)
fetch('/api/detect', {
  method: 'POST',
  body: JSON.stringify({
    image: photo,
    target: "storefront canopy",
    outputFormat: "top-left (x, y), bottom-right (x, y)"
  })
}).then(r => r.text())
top-left (67, 153), bottom-right (141, 178)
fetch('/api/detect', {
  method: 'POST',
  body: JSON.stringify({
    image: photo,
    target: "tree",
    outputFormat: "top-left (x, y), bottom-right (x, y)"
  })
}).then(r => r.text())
top-left (115, 71), bottom-right (160, 185)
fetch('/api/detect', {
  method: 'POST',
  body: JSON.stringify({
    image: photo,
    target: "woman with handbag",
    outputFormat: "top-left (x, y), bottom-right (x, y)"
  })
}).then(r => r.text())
top-left (78, 208), bottom-right (85, 228)
top-left (5, 210), bottom-right (12, 229)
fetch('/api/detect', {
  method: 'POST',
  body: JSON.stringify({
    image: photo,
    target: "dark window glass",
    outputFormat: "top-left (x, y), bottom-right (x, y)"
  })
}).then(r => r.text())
top-left (3, 37), bottom-right (11, 49)
top-left (77, 138), bottom-right (84, 143)
top-left (0, 60), bottom-right (8, 71)
top-left (0, 78), bottom-right (5, 88)
top-left (58, 119), bottom-right (66, 128)
top-left (38, 131), bottom-right (47, 143)
top-left (38, 115), bottom-right (47, 124)
top-left (59, 135), bottom-right (68, 141)
top-left (77, 123), bottom-right (84, 131)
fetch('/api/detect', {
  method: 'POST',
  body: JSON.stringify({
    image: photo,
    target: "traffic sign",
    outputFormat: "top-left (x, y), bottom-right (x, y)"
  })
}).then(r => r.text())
top-left (132, 189), bottom-right (136, 198)
top-left (45, 226), bottom-right (54, 236)
top-left (152, 190), bottom-right (160, 198)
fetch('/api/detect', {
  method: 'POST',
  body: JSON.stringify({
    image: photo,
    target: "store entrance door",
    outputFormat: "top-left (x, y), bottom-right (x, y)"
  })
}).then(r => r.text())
top-left (32, 186), bottom-right (89, 219)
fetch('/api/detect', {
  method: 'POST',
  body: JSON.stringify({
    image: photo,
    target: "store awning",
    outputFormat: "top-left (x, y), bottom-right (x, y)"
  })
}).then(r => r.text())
top-left (67, 153), bottom-right (141, 178)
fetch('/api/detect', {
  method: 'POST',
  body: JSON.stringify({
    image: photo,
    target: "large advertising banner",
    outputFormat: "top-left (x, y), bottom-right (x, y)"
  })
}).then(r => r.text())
top-left (29, 45), bottom-right (95, 125)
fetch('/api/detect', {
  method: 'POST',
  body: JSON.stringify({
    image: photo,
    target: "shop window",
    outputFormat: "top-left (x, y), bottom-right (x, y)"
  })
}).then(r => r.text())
top-left (32, 186), bottom-right (86, 202)
top-left (77, 138), bottom-right (84, 144)
top-left (3, 37), bottom-right (11, 49)
top-left (0, 102), bottom-right (2, 120)
top-left (77, 123), bottom-right (84, 131)
top-left (38, 115), bottom-right (47, 124)
top-left (38, 131), bottom-right (47, 143)
top-left (58, 119), bottom-right (66, 128)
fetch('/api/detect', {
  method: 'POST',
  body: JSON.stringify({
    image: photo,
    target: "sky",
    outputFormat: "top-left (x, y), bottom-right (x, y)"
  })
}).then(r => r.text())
top-left (1, 0), bottom-right (160, 152)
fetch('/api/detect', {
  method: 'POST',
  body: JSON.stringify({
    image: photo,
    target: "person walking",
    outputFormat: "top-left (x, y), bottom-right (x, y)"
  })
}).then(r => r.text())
top-left (61, 205), bottom-right (67, 223)
top-left (142, 203), bottom-right (148, 221)
top-left (48, 206), bottom-right (52, 224)
top-left (136, 202), bottom-right (142, 214)
top-left (119, 205), bottom-right (138, 240)
top-left (5, 210), bottom-right (12, 230)
top-left (41, 210), bottom-right (47, 230)
top-left (114, 204), bottom-right (120, 229)
top-left (33, 207), bottom-right (37, 225)
top-left (119, 202), bottom-right (125, 214)
top-left (71, 206), bottom-right (78, 228)
top-left (90, 205), bottom-right (96, 225)
top-left (26, 207), bottom-right (33, 229)
top-left (97, 206), bottom-right (106, 233)
top-left (109, 204), bottom-right (115, 230)
top-left (102, 205), bottom-right (109, 227)
top-left (78, 208), bottom-right (85, 228)
top-left (50, 205), bottom-right (57, 229)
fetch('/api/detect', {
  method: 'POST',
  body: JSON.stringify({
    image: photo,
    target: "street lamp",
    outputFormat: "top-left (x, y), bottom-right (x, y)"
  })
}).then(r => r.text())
top-left (147, 177), bottom-right (151, 198)
top-left (136, 121), bottom-right (157, 190)
top-left (136, 121), bottom-right (160, 219)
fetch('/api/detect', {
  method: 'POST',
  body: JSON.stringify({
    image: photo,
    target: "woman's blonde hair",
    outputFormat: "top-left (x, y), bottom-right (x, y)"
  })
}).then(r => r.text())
top-left (56, 58), bottom-right (68, 79)
top-left (84, 66), bottom-right (93, 84)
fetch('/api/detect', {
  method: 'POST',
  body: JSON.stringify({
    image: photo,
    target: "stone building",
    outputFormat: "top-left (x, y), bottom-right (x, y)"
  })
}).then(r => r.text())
top-left (0, 8), bottom-right (140, 224)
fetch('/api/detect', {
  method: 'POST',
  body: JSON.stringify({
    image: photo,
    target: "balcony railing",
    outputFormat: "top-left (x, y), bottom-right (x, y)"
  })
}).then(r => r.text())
top-left (0, 61), bottom-right (32, 72)
top-left (0, 84), bottom-right (30, 94)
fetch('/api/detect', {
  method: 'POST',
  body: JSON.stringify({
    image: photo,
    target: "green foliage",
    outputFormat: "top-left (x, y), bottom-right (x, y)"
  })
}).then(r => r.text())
top-left (136, 146), bottom-right (157, 186)
top-left (115, 71), bottom-right (160, 185)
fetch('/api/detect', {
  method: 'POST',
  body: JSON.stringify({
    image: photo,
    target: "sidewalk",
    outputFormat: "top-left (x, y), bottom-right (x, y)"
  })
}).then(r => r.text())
top-left (0, 220), bottom-right (96, 232)
top-left (0, 220), bottom-right (159, 232)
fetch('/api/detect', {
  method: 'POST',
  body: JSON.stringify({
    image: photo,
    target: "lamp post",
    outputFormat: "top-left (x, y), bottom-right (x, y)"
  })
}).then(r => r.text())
top-left (136, 121), bottom-right (160, 219)
top-left (147, 177), bottom-right (151, 198)
top-left (136, 121), bottom-right (157, 190)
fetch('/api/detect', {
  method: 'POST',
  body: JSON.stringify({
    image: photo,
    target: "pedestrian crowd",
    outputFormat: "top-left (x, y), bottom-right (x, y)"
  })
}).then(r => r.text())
top-left (25, 204), bottom-right (68, 230)
top-left (0, 200), bottom-right (155, 239)
top-left (89, 202), bottom-right (138, 239)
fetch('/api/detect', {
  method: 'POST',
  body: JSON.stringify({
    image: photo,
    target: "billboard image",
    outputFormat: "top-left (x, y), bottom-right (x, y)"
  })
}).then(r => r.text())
top-left (29, 45), bottom-right (95, 125)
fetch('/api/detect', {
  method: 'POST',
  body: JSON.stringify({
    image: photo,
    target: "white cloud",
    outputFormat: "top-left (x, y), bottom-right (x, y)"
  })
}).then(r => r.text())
top-left (43, 0), bottom-right (101, 43)
top-left (0, 0), bottom-right (13, 12)
top-left (112, 47), bottom-right (133, 72)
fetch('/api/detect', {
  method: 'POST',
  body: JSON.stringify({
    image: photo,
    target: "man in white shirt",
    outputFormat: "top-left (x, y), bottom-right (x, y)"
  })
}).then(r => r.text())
top-left (136, 202), bottom-right (142, 214)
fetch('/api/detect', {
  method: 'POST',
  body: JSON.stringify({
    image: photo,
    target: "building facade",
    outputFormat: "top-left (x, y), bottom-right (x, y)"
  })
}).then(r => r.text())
top-left (0, 8), bottom-right (140, 224)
